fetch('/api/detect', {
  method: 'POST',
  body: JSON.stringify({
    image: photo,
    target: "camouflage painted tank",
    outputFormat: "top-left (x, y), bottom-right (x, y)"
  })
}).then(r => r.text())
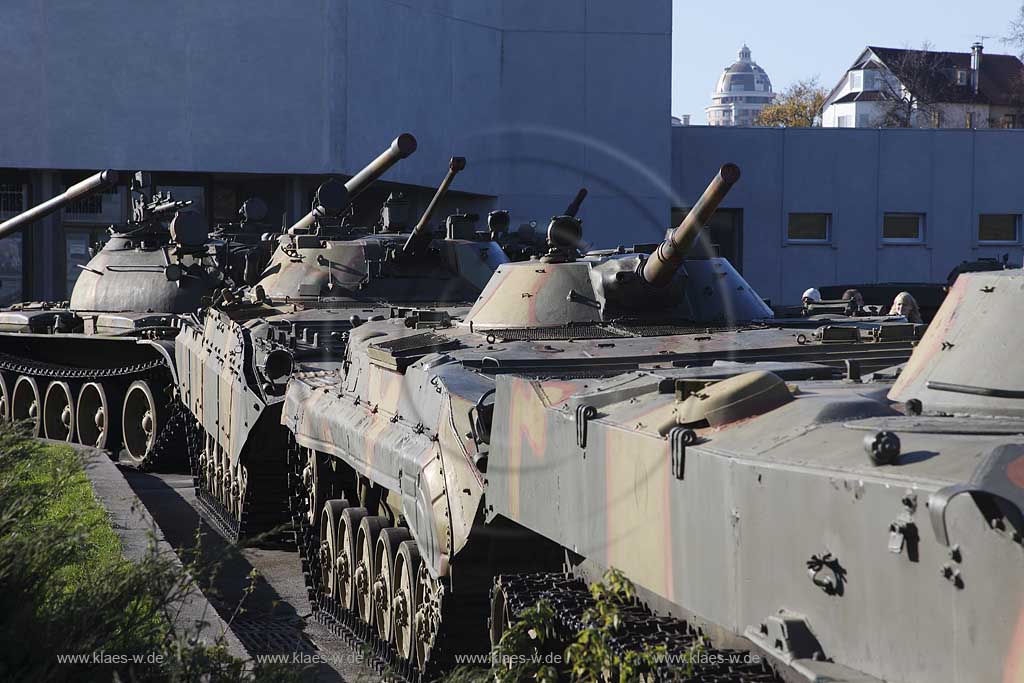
top-left (174, 136), bottom-right (529, 540)
top-left (0, 171), bottom-right (265, 467)
top-left (281, 165), bottom-right (928, 680)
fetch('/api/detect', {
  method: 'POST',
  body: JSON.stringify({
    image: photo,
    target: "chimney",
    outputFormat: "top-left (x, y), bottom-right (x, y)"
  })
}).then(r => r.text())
top-left (971, 42), bottom-right (984, 95)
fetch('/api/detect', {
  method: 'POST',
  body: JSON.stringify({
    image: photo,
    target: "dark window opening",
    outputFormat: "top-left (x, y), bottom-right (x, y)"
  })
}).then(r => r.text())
top-left (787, 213), bottom-right (831, 242)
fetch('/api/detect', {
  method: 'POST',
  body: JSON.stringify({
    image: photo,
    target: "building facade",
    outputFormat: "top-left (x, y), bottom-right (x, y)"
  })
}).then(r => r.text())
top-left (822, 44), bottom-right (1024, 129)
top-left (673, 125), bottom-right (1024, 305)
top-left (705, 45), bottom-right (775, 127)
top-left (0, 0), bottom-right (672, 303)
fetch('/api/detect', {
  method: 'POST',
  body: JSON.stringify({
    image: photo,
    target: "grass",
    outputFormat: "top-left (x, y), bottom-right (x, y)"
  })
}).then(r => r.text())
top-left (6, 434), bottom-right (125, 600)
top-left (0, 424), bottom-right (296, 682)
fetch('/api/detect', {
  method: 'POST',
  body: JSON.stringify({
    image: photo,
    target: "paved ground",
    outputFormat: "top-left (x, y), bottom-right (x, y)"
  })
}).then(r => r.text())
top-left (119, 468), bottom-right (383, 683)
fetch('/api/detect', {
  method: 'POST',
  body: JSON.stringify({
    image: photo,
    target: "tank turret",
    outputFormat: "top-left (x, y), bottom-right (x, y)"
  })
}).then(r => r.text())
top-left (464, 163), bottom-right (771, 330)
top-left (0, 170), bottom-right (119, 240)
top-left (890, 268), bottom-right (1024, 417)
top-left (68, 172), bottom-right (225, 314)
top-left (256, 144), bottom-right (508, 304)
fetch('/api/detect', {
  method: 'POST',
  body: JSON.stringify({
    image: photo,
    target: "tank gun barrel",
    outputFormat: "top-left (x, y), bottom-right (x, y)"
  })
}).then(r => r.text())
top-left (0, 169), bottom-right (119, 240)
top-left (288, 133), bottom-right (418, 233)
top-left (402, 156), bottom-right (466, 254)
top-left (641, 163), bottom-right (740, 288)
top-left (563, 188), bottom-right (588, 218)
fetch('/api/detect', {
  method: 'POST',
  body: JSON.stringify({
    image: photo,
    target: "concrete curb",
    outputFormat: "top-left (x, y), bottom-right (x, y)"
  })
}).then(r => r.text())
top-left (67, 442), bottom-right (250, 661)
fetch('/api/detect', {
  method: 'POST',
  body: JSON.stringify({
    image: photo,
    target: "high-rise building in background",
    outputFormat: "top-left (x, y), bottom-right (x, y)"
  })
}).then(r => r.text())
top-left (706, 45), bottom-right (775, 126)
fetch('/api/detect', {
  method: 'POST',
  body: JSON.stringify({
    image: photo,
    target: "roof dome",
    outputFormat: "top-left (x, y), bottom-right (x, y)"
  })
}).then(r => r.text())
top-left (714, 45), bottom-right (774, 95)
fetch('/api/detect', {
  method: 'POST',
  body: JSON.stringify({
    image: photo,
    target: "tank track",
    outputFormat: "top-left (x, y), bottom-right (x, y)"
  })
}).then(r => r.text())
top-left (286, 438), bottom-right (777, 683)
top-left (185, 415), bottom-right (293, 546)
top-left (286, 437), bottom-right (489, 683)
top-left (493, 573), bottom-right (781, 682)
top-left (0, 351), bottom-right (187, 471)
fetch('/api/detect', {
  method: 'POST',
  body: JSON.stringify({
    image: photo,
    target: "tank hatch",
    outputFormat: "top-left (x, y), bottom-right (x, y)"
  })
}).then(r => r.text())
top-left (666, 370), bottom-right (793, 431)
top-left (889, 269), bottom-right (1024, 418)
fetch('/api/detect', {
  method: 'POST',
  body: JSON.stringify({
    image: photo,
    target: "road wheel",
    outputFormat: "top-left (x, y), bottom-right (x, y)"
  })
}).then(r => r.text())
top-left (392, 539), bottom-right (421, 661)
top-left (355, 515), bottom-right (388, 625)
top-left (12, 375), bottom-right (42, 436)
top-left (121, 380), bottom-right (162, 466)
top-left (43, 381), bottom-right (75, 442)
top-left (337, 506), bottom-right (367, 611)
top-left (489, 579), bottom-right (514, 649)
top-left (414, 561), bottom-right (443, 670)
top-left (319, 499), bottom-right (349, 602)
top-left (374, 526), bottom-right (411, 642)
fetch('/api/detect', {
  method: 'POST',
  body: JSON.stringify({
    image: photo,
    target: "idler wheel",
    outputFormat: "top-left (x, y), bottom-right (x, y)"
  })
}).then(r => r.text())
top-left (43, 381), bottom-right (75, 442)
top-left (355, 515), bottom-right (388, 625)
top-left (374, 526), bottom-right (411, 642)
top-left (0, 373), bottom-right (11, 422)
top-left (392, 540), bottom-right (421, 661)
top-left (12, 375), bottom-right (43, 437)
top-left (121, 380), bottom-right (163, 467)
top-left (319, 499), bottom-right (349, 601)
top-left (414, 561), bottom-right (444, 669)
top-left (337, 507), bottom-right (368, 611)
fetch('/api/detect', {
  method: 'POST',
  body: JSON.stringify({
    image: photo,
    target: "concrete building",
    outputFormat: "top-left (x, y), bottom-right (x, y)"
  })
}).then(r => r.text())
top-left (705, 45), bottom-right (775, 127)
top-left (821, 44), bottom-right (1024, 129)
top-left (0, 0), bottom-right (671, 305)
top-left (672, 125), bottom-right (1024, 305)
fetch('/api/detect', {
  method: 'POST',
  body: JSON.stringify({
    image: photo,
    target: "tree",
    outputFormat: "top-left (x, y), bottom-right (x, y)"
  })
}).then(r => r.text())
top-left (754, 78), bottom-right (828, 127)
top-left (1007, 4), bottom-right (1024, 57)
top-left (876, 43), bottom-right (956, 128)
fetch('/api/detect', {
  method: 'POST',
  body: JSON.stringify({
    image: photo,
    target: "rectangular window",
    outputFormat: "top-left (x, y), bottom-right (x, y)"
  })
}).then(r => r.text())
top-left (882, 213), bottom-right (925, 243)
top-left (966, 111), bottom-right (975, 128)
top-left (956, 70), bottom-right (969, 86)
top-left (0, 183), bottom-right (25, 217)
top-left (850, 70), bottom-right (863, 91)
top-left (837, 115), bottom-right (853, 128)
top-left (979, 214), bottom-right (1021, 243)
top-left (787, 213), bottom-right (831, 242)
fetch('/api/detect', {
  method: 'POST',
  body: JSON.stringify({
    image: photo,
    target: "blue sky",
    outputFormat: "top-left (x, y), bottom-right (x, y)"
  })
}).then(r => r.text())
top-left (672, 0), bottom-right (1022, 124)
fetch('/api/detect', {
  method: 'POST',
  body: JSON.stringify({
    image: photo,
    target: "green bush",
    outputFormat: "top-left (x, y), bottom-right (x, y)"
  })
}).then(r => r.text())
top-left (0, 424), bottom-right (292, 682)
top-left (447, 569), bottom-right (704, 683)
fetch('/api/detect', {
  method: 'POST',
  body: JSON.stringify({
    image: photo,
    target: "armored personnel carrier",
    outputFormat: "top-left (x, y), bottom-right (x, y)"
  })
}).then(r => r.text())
top-left (175, 135), bottom-right (533, 541)
top-left (0, 171), bottom-right (260, 467)
top-left (282, 164), bottom-right (929, 680)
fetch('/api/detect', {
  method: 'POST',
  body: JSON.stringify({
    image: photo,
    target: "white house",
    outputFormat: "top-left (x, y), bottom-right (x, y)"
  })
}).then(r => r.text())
top-left (821, 43), bottom-right (1024, 129)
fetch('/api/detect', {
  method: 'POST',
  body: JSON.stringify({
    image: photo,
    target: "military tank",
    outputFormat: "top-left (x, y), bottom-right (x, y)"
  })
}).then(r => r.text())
top-left (0, 170), bottom-right (260, 467)
top-left (282, 164), bottom-right (929, 680)
top-left (175, 135), bottom-right (537, 541)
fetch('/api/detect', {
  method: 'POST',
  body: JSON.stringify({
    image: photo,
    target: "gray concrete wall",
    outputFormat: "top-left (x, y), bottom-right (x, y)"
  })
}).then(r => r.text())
top-left (0, 0), bottom-right (671, 248)
top-left (673, 126), bottom-right (1024, 305)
